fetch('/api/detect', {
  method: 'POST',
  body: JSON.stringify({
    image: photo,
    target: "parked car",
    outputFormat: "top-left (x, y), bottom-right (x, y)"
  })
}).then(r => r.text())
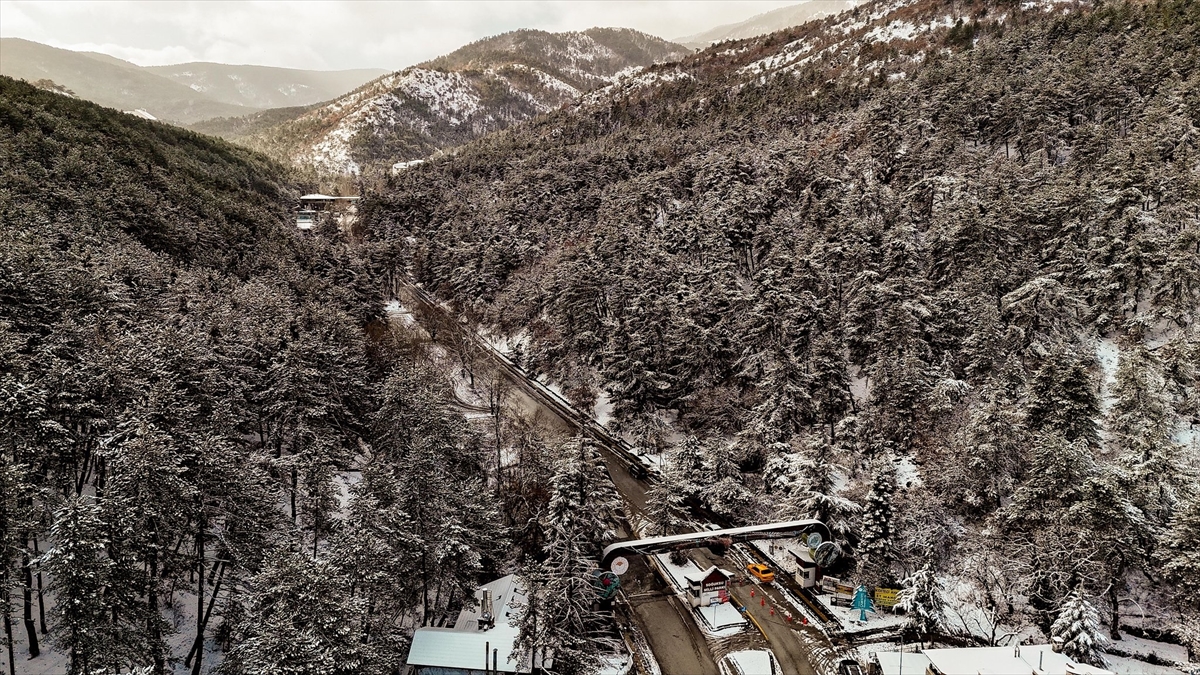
top-left (719, 649), bottom-right (780, 675)
top-left (746, 563), bottom-right (775, 583)
top-left (837, 659), bottom-right (863, 675)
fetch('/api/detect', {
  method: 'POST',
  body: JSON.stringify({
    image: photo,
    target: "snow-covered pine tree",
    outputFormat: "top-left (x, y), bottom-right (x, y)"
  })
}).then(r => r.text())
top-left (1108, 340), bottom-right (1184, 524)
top-left (1157, 493), bottom-right (1200, 609)
top-left (223, 549), bottom-right (374, 675)
top-left (671, 436), bottom-right (709, 501)
top-left (703, 439), bottom-right (754, 522)
top-left (44, 496), bottom-right (117, 675)
top-left (516, 436), bottom-right (619, 675)
top-left (644, 469), bottom-right (689, 537)
top-left (1025, 351), bottom-right (1100, 447)
top-left (859, 458), bottom-right (896, 574)
top-left (785, 436), bottom-right (860, 547)
top-left (896, 563), bottom-right (947, 639)
top-left (950, 386), bottom-right (1027, 515)
top-left (1050, 589), bottom-right (1110, 667)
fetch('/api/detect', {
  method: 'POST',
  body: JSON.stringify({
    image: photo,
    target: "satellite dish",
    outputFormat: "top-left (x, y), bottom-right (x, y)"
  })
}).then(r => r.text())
top-left (806, 532), bottom-right (823, 549)
top-left (611, 556), bottom-right (630, 576)
top-left (813, 541), bottom-right (842, 568)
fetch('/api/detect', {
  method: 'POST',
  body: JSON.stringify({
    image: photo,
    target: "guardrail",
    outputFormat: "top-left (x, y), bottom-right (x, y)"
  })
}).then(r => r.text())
top-left (401, 283), bottom-right (653, 476)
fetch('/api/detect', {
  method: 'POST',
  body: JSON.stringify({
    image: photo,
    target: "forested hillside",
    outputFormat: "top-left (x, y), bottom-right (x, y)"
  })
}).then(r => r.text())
top-left (362, 0), bottom-right (1200, 646)
top-left (0, 76), bottom-right (505, 673)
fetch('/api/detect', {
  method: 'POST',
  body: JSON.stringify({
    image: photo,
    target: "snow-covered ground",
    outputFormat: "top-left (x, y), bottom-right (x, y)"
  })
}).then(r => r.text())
top-left (813, 592), bottom-right (905, 634)
top-left (695, 600), bottom-right (748, 635)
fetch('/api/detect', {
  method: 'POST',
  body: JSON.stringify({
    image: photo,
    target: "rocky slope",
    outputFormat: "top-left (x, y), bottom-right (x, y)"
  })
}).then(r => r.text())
top-left (234, 27), bottom-right (689, 176)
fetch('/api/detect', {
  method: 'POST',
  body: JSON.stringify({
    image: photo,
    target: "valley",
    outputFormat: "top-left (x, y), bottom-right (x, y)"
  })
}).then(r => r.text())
top-left (1, 1), bottom-right (1199, 674)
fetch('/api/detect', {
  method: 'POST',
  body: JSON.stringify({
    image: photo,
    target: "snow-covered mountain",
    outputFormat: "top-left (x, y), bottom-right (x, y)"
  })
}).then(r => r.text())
top-left (674, 0), bottom-right (858, 48)
top-left (236, 28), bottom-right (689, 175)
top-left (598, 0), bottom-right (1087, 105)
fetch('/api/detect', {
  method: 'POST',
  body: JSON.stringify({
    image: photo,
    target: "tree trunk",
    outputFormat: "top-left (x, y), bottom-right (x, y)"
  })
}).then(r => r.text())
top-left (31, 537), bottom-right (46, 634)
top-left (148, 526), bottom-right (163, 674)
top-left (22, 550), bottom-right (38, 658)
top-left (192, 513), bottom-right (205, 675)
top-left (290, 467), bottom-right (298, 524)
top-left (1107, 566), bottom-right (1123, 641)
top-left (186, 561), bottom-right (226, 668)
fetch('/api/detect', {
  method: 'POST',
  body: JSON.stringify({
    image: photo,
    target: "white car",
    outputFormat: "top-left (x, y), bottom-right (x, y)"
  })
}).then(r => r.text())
top-left (719, 649), bottom-right (781, 675)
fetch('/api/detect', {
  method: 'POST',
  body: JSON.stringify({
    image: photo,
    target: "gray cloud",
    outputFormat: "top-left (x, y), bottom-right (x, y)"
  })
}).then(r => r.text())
top-left (0, 1), bottom-right (801, 71)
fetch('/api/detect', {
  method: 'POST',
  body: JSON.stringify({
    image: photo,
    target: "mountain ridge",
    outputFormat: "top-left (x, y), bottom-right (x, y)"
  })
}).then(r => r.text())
top-left (224, 27), bottom-right (690, 176)
top-left (0, 38), bottom-right (386, 123)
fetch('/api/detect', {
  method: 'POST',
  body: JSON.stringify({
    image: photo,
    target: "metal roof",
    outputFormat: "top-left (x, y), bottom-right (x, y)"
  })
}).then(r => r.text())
top-left (406, 625), bottom-right (528, 673)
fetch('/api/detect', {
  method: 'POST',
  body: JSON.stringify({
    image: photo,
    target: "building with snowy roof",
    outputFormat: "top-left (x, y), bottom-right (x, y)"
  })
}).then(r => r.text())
top-left (683, 565), bottom-right (734, 608)
top-left (296, 193), bottom-right (359, 230)
top-left (868, 644), bottom-right (1115, 675)
top-left (406, 574), bottom-right (550, 675)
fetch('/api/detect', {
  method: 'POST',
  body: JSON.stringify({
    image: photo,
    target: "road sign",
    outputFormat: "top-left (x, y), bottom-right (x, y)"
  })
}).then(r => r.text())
top-left (611, 556), bottom-right (630, 576)
top-left (873, 587), bottom-right (901, 608)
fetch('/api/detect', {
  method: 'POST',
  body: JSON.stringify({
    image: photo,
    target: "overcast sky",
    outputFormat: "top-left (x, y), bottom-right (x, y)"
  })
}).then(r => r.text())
top-left (0, 1), bottom-right (802, 71)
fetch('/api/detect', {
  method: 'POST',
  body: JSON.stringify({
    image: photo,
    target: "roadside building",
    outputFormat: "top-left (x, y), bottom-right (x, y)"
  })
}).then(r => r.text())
top-left (296, 193), bottom-right (359, 230)
top-left (790, 547), bottom-right (819, 589)
top-left (683, 565), bottom-right (734, 608)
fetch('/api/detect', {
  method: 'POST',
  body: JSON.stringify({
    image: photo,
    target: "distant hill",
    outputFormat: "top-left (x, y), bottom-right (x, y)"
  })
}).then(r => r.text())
top-left (232, 27), bottom-right (689, 176)
top-left (146, 62), bottom-right (387, 109)
top-left (0, 38), bottom-right (255, 123)
top-left (674, 1), bottom-right (856, 48)
top-left (0, 38), bottom-right (386, 125)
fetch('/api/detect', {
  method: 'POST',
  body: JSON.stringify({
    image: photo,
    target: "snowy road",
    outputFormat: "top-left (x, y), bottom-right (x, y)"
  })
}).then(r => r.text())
top-left (396, 286), bottom-right (721, 675)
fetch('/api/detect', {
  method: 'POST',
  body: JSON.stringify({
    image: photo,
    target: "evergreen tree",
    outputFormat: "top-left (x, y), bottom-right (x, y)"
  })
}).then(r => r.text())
top-left (224, 549), bottom-right (374, 675)
top-left (1157, 494), bottom-right (1200, 609)
top-left (896, 563), bottom-right (947, 639)
top-left (1108, 340), bottom-right (1184, 523)
top-left (1025, 352), bottom-right (1100, 447)
top-left (44, 497), bottom-right (116, 675)
top-left (785, 437), bottom-right (860, 547)
top-left (859, 459), bottom-right (896, 574)
top-left (516, 437), bottom-right (618, 675)
top-left (1050, 589), bottom-right (1110, 668)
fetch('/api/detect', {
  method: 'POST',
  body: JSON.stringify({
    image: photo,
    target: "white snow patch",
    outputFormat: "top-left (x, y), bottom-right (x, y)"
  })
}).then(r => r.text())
top-left (866, 20), bottom-right (919, 42)
top-left (123, 108), bottom-right (157, 120)
top-left (1096, 337), bottom-right (1120, 414)
top-left (895, 455), bottom-right (922, 488)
